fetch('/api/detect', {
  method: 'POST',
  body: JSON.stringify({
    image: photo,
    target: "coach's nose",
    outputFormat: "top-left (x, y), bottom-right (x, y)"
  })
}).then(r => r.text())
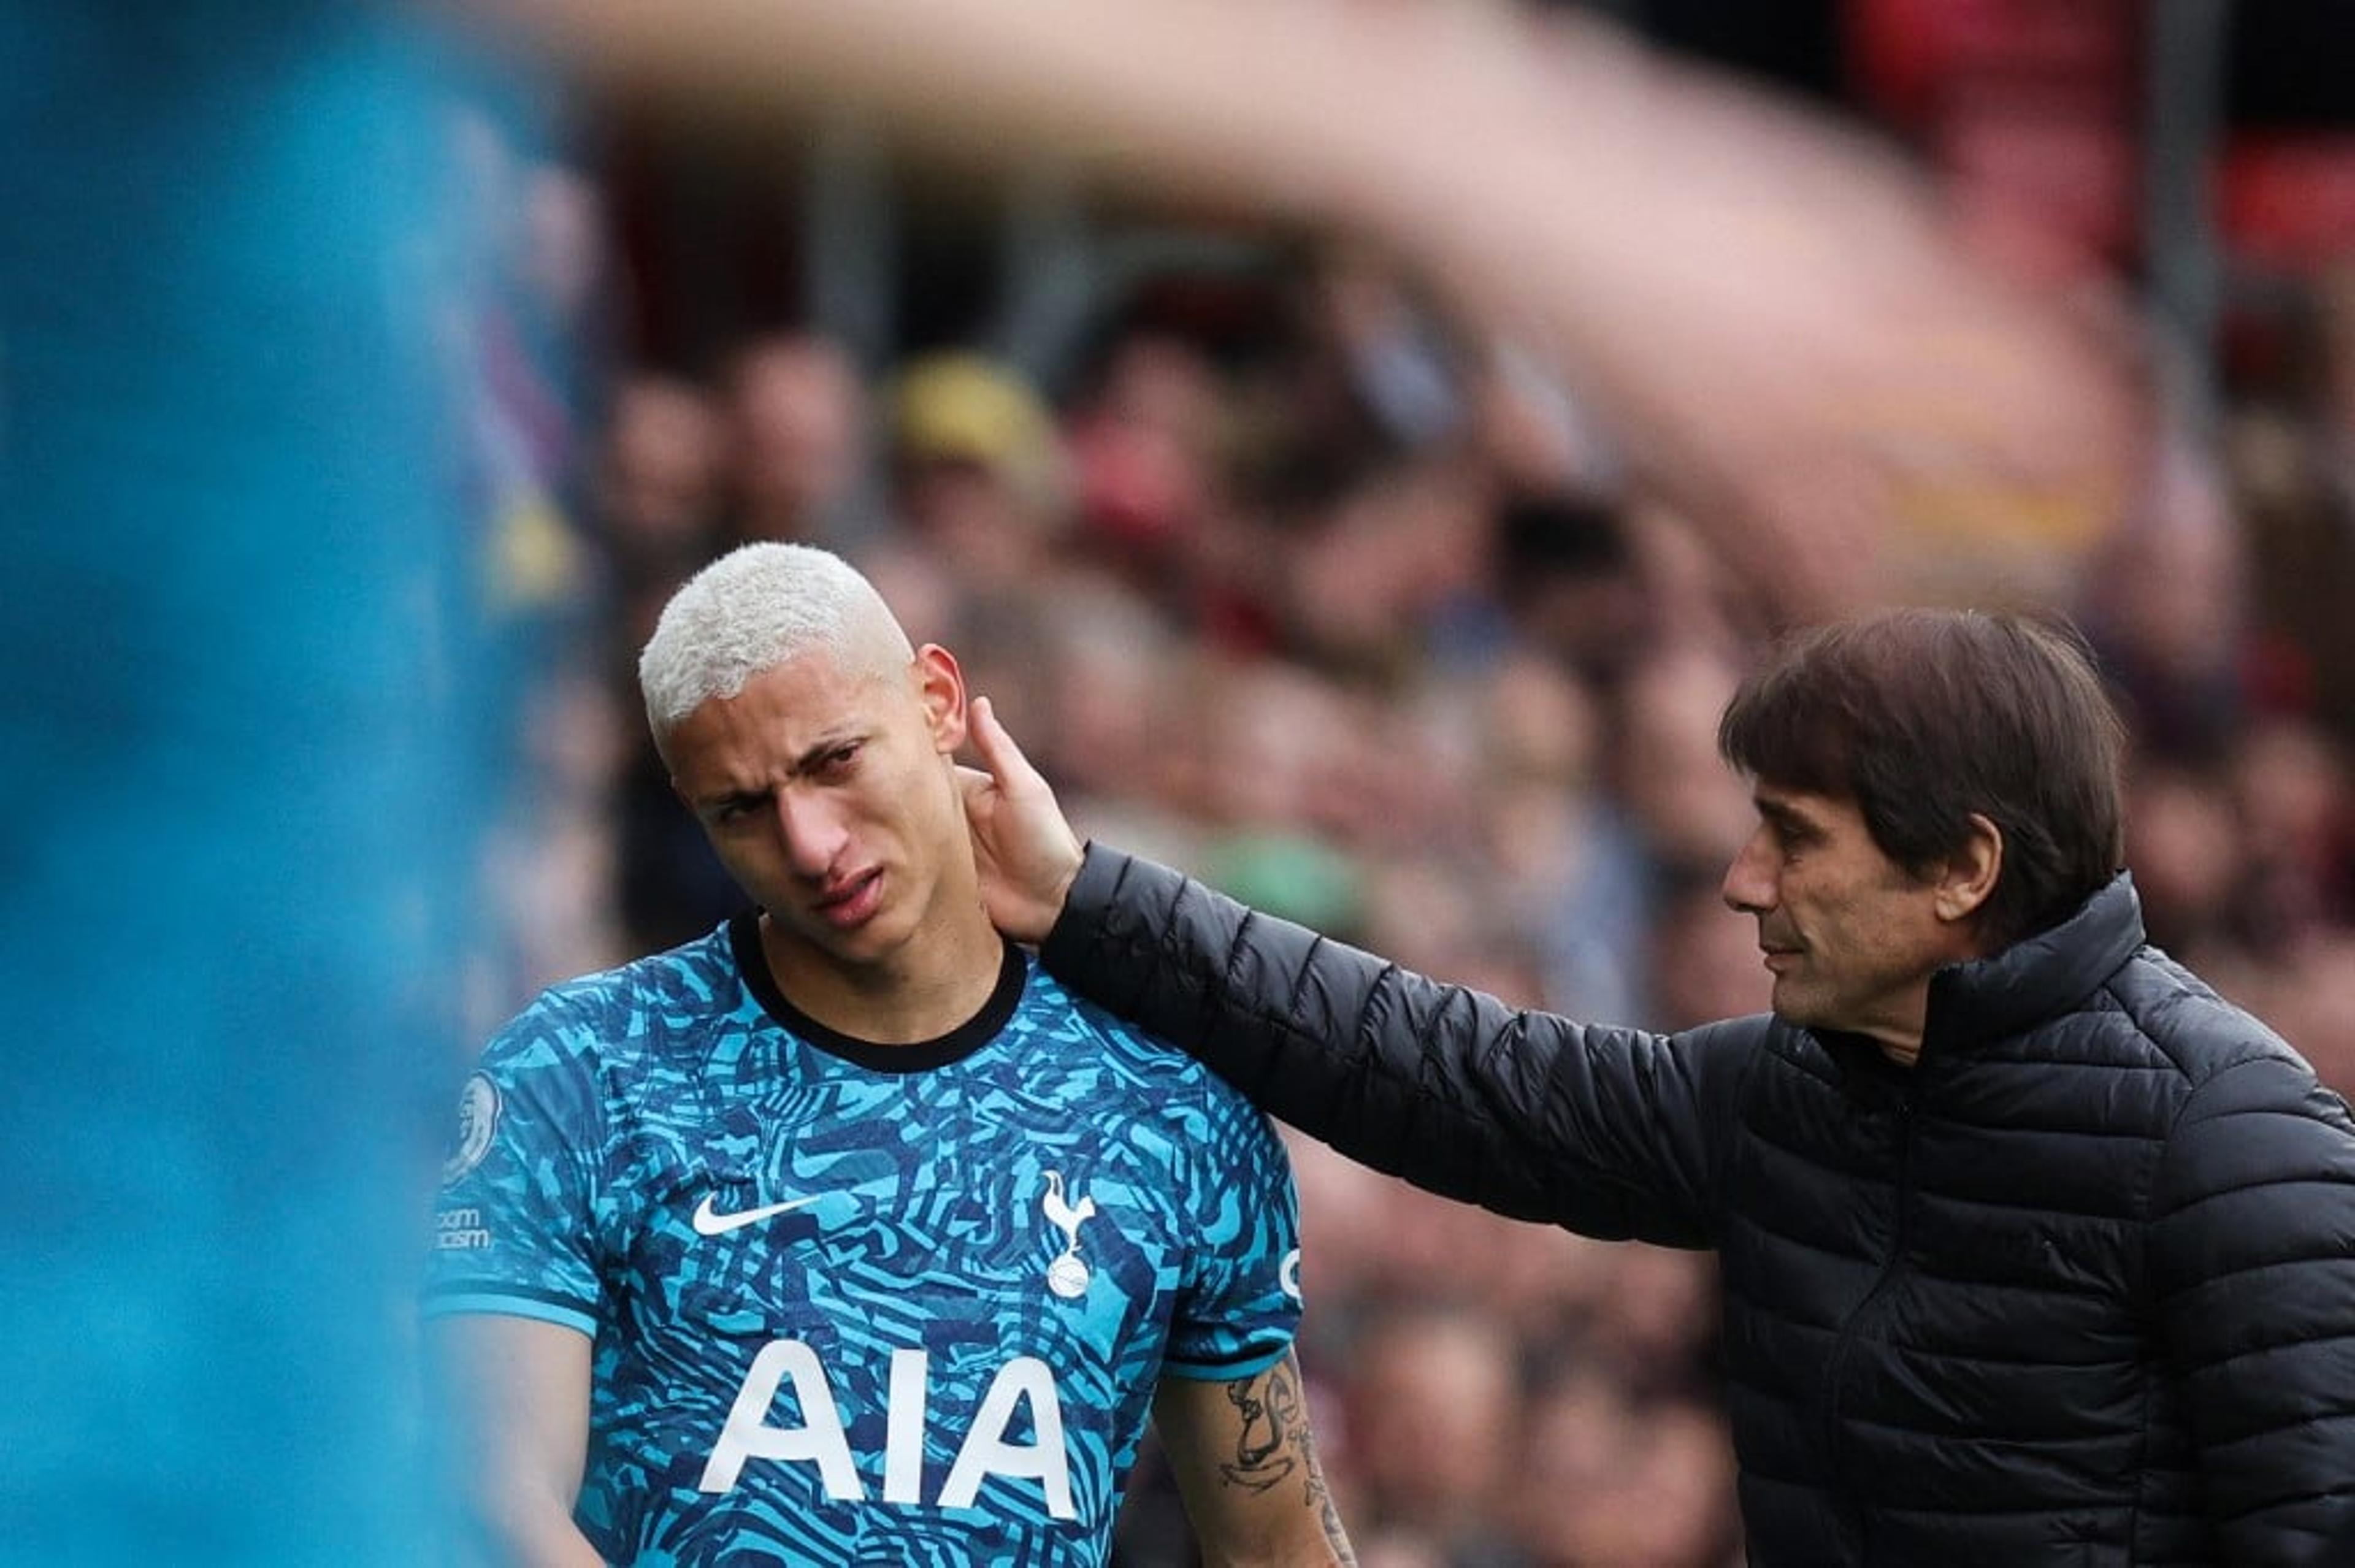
top-left (1721, 824), bottom-right (1777, 916)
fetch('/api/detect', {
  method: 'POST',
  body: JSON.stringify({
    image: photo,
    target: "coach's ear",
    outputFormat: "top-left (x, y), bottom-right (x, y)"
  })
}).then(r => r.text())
top-left (916, 643), bottom-right (968, 754)
top-left (1934, 813), bottom-right (2003, 929)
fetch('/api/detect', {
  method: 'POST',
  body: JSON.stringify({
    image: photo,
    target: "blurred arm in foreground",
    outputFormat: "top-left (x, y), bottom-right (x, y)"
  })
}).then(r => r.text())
top-left (467, 0), bottom-right (2142, 621)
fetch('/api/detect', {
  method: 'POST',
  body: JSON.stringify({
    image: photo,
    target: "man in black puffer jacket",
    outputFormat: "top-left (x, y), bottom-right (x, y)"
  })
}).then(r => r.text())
top-left (960, 608), bottom-right (2355, 1566)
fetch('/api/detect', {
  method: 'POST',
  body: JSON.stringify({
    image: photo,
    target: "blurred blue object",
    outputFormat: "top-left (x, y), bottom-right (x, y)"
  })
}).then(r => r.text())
top-left (0, 3), bottom-right (511, 1560)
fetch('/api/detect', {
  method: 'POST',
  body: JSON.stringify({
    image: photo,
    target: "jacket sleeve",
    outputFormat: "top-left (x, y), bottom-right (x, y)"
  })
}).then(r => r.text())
top-left (2150, 1053), bottom-right (2355, 1562)
top-left (1038, 844), bottom-right (1752, 1245)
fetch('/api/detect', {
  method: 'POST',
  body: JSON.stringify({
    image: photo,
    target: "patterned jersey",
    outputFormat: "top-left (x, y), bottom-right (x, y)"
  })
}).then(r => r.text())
top-left (424, 916), bottom-right (1302, 1566)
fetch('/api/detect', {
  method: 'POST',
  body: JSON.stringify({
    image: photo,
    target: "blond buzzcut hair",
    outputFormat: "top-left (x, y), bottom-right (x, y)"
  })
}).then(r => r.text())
top-left (637, 542), bottom-right (913, 738)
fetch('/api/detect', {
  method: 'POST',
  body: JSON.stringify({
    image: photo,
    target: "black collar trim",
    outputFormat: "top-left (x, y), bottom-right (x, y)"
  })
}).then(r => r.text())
top-left (727, 911), bottom-right (1027, 1074)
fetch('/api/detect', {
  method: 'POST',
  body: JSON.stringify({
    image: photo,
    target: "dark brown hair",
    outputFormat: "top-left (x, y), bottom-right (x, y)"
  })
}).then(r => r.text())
top-left (1716, 608), bottom-right (2126, 948)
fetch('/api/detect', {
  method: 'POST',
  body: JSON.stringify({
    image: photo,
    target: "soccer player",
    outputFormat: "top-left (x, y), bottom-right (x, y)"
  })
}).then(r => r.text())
top-left (423, 542), bottom-right (1352, 1566)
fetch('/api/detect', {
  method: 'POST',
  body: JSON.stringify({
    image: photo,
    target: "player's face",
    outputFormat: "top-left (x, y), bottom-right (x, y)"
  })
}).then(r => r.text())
top-left (1719, 783), bottom-right (1962, 1052)
top-left (666, 642), bottom-right (972, 973)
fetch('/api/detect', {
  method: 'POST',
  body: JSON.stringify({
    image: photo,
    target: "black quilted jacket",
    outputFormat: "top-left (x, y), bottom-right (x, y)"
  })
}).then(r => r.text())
top-left (1041, 847), bottom-right (2355, 1566)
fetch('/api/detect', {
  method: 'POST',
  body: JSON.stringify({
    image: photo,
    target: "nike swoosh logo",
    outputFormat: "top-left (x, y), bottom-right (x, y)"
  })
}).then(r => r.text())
top-left (691, 1193), bottom-right (822, 1236)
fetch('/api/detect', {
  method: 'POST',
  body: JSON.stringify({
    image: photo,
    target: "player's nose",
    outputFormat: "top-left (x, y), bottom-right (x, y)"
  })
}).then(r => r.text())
top-left (774, 790), bottom-right (851, 878)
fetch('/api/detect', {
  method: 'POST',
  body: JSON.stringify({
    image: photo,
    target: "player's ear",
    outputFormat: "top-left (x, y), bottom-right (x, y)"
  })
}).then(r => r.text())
top-left (914, 643), bottom-right (968, 753)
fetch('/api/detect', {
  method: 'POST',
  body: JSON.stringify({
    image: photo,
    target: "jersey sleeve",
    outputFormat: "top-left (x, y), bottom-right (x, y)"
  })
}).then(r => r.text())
top-left (421, 990), bottom-right (608, 1337)
top-left (1160, 1085), bottom-right (1304, 1382)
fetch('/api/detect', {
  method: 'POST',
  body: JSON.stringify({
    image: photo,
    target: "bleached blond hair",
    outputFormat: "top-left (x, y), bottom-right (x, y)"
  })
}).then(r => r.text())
top-left (638, 542), bottom-right (913, 738)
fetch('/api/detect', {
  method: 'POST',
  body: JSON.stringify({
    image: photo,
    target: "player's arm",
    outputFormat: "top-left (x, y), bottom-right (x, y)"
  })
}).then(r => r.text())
top-left (1152, 1352), bottom-right (1355, 1567)
top-left (427, 1315), bottom-right (608, 1568)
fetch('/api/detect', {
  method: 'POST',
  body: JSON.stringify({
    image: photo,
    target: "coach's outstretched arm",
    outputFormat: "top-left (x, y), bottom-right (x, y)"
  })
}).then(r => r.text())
top-left (960, 698), bottom-right (1731, 1242)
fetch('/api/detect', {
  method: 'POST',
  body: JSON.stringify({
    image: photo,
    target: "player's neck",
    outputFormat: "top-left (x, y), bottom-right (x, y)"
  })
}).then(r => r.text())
top-left (757, 906), bottom-right (1008, 1047)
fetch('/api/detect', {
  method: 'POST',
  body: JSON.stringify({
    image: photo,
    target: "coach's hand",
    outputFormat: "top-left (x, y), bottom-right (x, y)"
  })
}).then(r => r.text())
top-left (960, 696), bottom-right (1086, 945)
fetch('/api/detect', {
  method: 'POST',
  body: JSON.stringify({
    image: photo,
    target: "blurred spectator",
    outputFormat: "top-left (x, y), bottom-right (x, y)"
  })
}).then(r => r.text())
top-left (1517, 641), bottom-right (1755, 1026)
top-left (2227, 401), bottom-right (2355, 743)
top-left (722, 331), bottom-right (881, 548)
top-left (884, 350), bottom-right (1073, 592)
top-left (1280, 457), bottom-right (1499, 684)
top-left (2081, 432), bottom-right (2252, 763)
top-left (2226, 270), bottom-right (2355, 750)
top-left (1607, 644), bottom-right (1754, 883)
top-left (594, 373), bottom-right (746, 955)
top-left (2231, 713), bottom-right (2355, 946)
top-left (1578, 1244), bottom-right (1721, 1405)
top-left (2123, 759), bottom-right (2250, 960)
top-left (1189, 657), bottom-right (1373, 938)
top-left (1494, 490), bottom-right (1652, 687)
top-left (597, 373), bottom-right (727, 644)
top-left (1025, 577), bottom-right (1198, 820)
top-left (2242, 935), bottom-right (2355, 1095)
top-left (1065, 329), bottom-right (1232, 589)
top-left (1338, 1302), bottom-right (1528, 1568)
top-left (1517, 1374), bottom-right (1741, 1568)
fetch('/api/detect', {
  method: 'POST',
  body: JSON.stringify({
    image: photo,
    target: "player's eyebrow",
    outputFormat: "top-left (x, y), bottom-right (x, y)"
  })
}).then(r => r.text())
top-left (691, 784), bottom-right (770, 814)
top-left (787, 730), bottom-right (867, 773)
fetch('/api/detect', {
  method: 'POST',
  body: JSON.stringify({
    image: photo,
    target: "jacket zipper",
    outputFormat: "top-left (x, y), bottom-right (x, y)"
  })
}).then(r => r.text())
top-left (1821, 1084), bottom-right (1917, 1560)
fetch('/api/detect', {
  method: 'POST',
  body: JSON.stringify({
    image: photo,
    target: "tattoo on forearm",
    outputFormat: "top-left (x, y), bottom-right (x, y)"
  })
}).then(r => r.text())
top-left (1300, 1417), bottom-right (1355, 1564)
top-left (1219, 1354), bottom-right (1357, 1562)
top-left (1217, 1360), bottom-right (1300, 1493)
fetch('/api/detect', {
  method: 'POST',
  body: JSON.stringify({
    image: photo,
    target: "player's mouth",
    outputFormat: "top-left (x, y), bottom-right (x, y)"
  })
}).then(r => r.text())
top-left (812, 868), bottom-right (884, 928)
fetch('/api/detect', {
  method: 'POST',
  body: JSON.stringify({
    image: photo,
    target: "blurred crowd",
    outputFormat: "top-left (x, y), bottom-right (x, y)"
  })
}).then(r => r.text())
top-left (443, 69), bottom-right (2355, 1568)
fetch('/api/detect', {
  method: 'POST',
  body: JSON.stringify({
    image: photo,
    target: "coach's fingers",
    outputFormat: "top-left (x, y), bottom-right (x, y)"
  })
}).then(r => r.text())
top-left (962, 697), bottom-right (1085, 944)
top-left (967, 695), bottom-right (1047, 797)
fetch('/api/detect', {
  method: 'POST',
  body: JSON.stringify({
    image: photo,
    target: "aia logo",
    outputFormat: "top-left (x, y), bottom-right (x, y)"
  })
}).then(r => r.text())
top-left (701, 1340), bottom-right (1075, 1519)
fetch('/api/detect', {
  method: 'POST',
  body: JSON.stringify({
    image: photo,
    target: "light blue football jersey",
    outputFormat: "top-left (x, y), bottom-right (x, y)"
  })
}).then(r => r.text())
top-left (426, 916), bottom-right (1303, 1566)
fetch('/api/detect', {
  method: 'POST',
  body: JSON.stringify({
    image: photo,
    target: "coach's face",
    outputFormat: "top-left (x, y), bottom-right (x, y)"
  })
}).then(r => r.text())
top-left (1720, 782), bottom-right (1995, 1060)
top-left (665, 642), bottom-right (972, 975)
